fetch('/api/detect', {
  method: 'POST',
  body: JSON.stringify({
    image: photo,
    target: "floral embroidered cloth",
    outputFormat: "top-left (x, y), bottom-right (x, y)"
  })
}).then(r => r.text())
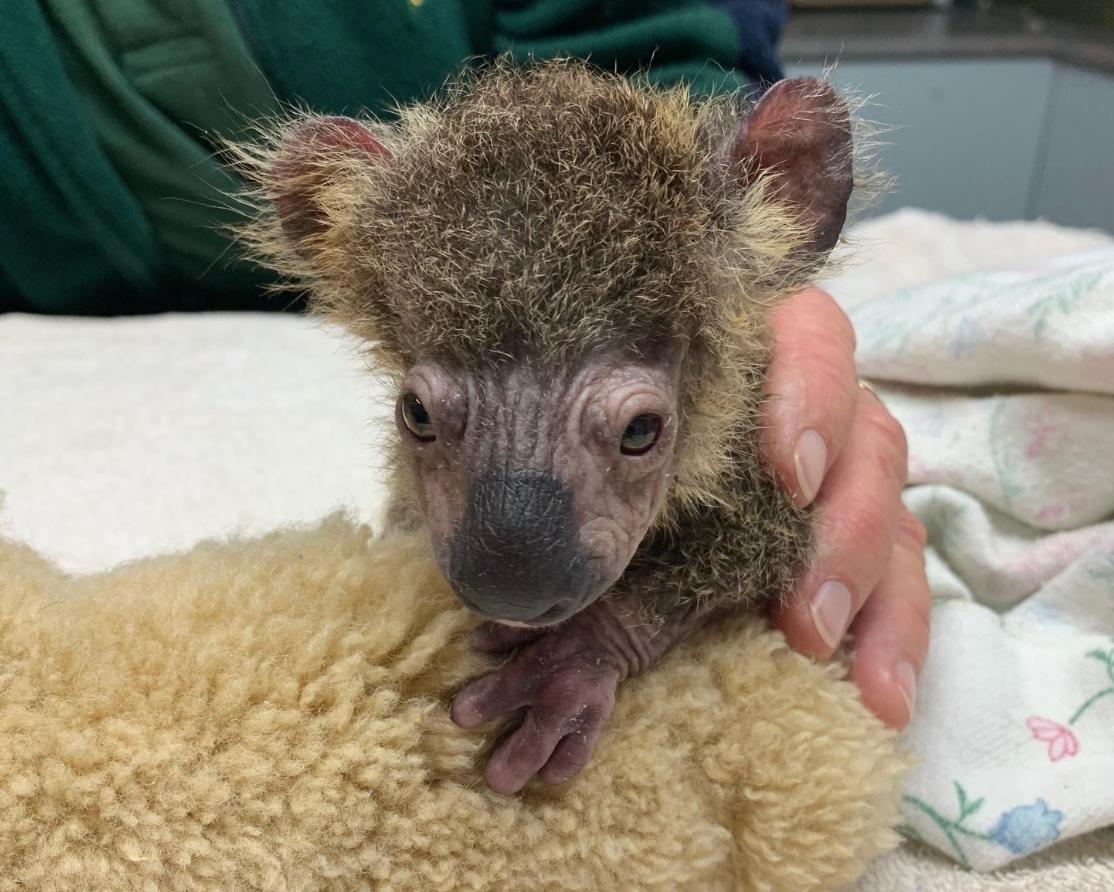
top-left (828, 231), bottom-right (1114, 871)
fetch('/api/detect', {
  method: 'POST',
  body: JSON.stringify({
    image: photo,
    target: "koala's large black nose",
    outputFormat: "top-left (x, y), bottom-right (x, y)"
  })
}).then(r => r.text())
top-left (447, 468), bottom-right (589, 623)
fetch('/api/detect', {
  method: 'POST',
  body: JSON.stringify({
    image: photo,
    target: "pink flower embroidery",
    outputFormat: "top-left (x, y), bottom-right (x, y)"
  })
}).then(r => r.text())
top-left (1027, 716), bottom-right (1079, 762)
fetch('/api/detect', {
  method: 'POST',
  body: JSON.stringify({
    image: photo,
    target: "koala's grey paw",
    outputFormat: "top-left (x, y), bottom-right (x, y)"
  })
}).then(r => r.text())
top-left (451, 618), bottom-right (624, 794)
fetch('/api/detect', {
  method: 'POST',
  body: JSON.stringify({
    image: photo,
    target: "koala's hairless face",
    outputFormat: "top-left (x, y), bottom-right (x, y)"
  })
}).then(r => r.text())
top-left (397, 346), bottom-right (684, 626)
top-left (248, 60), bottom-right (855, 792)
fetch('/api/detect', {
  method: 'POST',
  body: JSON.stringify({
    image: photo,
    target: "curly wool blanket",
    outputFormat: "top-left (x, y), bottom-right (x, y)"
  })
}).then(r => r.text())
top-left (0, 517), bottom-right (902, 890)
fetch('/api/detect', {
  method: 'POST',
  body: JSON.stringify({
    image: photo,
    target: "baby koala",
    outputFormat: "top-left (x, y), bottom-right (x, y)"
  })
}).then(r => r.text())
top-left (241, 59), bottom-right (855, 794)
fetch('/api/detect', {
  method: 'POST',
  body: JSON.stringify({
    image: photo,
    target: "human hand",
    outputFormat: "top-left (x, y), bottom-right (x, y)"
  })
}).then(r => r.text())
top-left (762, 287), bottom-right (931, 730)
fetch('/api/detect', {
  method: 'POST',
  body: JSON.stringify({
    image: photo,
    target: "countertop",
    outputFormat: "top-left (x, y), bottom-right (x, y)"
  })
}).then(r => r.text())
top-left (782, 7), bottom-right (1114, 74)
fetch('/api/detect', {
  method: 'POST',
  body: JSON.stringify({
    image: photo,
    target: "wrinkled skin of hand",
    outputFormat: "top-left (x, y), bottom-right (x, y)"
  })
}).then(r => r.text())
top-left (763, 288), bottom-right (930, 730)
top-left (451, 593), bottom-right (718, 795)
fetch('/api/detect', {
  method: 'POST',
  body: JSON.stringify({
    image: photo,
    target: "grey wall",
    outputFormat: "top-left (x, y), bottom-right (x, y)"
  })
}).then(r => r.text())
top-left (785, 59), bottom-right (1114, 232)
top-left (1031, 65), bottom-right (1114, 231)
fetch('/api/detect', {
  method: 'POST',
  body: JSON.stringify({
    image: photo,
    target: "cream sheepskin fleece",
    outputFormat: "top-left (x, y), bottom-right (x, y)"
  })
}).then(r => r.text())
top-left (0, 516), bottom-right (905, 891)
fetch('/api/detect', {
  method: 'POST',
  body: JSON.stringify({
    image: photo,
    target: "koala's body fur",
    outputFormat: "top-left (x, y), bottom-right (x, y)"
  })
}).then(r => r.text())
top-left (235, 60), bottom-right (862, 792)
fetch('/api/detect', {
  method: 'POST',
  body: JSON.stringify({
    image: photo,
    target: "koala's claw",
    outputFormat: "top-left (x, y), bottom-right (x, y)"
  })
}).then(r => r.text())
top-left (451, 619), bottom-right (624, 794)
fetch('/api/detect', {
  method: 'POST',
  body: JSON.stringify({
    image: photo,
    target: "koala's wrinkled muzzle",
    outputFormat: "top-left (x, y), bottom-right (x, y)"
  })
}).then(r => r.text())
top-left (445, 468), bottom-right (593, 624)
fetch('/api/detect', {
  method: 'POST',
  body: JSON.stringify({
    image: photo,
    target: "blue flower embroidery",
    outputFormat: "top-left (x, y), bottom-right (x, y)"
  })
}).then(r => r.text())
top-left (988, 800), bottom-right (1063, 855)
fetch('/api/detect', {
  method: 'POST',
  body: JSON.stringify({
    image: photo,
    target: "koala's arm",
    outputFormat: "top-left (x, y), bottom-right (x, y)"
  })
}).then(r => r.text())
top-left (450, 589), bottom-right (720, 795)
top-left (629, 463), bottom-right (813, 615)
top-left (534, 460), bottom-right (814, 684)
top-left (451, 462), bottom-right (811, 794)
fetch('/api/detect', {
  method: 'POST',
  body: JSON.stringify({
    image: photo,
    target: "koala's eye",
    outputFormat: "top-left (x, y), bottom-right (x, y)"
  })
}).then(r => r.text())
top-left (620, 413), bottom-right (662, 456)
top-left (401, 393), bottom-right (435, 441)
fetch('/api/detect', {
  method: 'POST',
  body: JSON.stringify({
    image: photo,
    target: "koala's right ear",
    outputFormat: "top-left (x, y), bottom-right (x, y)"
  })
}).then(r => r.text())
top-left (268, 116), bottom-right (389, 257)
top-left (729, 79), bottom-right (853, 260)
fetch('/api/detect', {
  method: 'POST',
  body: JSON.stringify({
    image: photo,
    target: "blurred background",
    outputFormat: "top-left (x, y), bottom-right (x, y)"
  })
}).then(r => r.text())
top-left (783, 0), bottom-right (1114, 230)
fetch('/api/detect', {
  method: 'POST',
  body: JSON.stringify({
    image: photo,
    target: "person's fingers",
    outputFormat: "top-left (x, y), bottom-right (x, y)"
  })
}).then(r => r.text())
top-left (772, 386), bottom-right (908, 659)
top-left (763, 287), bottom-right (859, 508)
top-left (848, 510), bottom-right (932, 729)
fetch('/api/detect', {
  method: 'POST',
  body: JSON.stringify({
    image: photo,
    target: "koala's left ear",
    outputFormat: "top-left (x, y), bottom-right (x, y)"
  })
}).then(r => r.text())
top-left (269, 116), bottom-right (390, 259)
top-left (731, 78), bottom-right (853, 257)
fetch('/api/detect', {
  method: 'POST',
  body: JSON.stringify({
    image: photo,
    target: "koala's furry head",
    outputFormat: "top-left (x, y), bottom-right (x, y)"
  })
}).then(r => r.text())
top-left (235, 59), bottom-right (859, 356)
top-left (231, 59), bottom-right (865, 514)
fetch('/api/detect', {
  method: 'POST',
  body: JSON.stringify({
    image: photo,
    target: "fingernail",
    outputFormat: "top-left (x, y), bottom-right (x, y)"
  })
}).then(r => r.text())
top-left (794, 429), bottom-right (827, 506)
top-left (895, 660), bottom-right (918, 724)
top-left (810, 579), bottom-right (852, 650)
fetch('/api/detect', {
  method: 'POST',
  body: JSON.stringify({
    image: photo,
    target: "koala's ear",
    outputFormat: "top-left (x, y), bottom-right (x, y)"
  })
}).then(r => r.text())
top-left (731, 78), bottom-right (853, 257)
top-left (270, 116), bottom-right (389, 254)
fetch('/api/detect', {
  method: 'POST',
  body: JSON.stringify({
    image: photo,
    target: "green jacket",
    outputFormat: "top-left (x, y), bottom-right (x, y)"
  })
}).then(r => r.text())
top-left (0, 1), bottom-right (785, 314)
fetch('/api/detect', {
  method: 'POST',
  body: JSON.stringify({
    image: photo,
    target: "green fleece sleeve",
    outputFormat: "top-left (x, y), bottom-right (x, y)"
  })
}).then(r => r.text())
top-left (0, 0), bottom-right (279, 313)
top-left (488, 0), bottom-right (786, 95)
top-left (0, 2), bottom-right (160, 313)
